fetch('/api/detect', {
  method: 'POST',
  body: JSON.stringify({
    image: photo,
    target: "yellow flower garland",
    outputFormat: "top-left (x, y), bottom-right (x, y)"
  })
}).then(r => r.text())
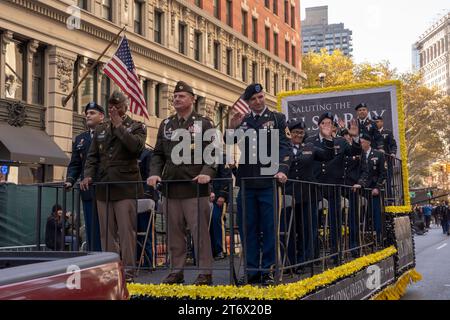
top-left (128, 246), bottom-right (397, 300)
top-left (276, 81), bottom-right (411, 214)
top-left (371, 268), bottom-right (422, 300)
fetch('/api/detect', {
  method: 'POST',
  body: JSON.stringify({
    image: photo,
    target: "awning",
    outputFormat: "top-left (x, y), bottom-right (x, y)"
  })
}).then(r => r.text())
top-left (0, 124), bottom-right (69, 166)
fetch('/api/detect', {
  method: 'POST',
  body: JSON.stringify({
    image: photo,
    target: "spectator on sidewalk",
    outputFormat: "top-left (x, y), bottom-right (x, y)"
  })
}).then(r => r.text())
top-left (423, 204), bottom-right (433, 229)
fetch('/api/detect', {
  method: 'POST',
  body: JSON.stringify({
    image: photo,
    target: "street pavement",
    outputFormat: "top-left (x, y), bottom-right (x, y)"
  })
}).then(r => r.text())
top-left (402, 223), bottom-right (450, 300)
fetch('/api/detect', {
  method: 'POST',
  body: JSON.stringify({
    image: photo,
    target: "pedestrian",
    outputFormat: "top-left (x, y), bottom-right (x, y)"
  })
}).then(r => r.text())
top-left (423, 204), bottom-right (432, 229)
top-left (81, 90), bottom-right (147, 280)
top-left (147, 81), bottom-right (217, 286)
top-left (229, 83), bottom-right (291, 286)
top-left (64, 102), bottom-right (104, 252)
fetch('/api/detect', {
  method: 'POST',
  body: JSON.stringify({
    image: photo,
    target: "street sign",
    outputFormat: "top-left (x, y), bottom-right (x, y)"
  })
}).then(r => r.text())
top-left (1, 165), bottom-right (8, 175)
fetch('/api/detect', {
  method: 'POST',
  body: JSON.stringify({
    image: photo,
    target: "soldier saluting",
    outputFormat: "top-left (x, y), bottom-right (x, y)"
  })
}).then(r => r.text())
top-left (81, 90), bottom-right (146, 280)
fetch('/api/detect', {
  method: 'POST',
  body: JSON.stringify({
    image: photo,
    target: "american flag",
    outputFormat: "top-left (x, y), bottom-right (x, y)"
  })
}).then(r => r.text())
top-left (104, 36), bottom-right (149, 119)
top-left (232, 97), bottom-right (251, 115)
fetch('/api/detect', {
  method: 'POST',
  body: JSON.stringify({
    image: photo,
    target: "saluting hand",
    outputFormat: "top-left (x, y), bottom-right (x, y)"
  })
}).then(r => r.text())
top-left (193, 174), bottom-right (211, 184)
top-left (109, 106), bottom-right (123, 128)
top-left (348, 119), bottom-right (359, 137)
top-left (229, 111), bottom-right (245, 129)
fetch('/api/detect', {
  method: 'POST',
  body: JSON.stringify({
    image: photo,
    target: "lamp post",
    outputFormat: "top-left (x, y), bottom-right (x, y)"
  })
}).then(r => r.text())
top-left (318, 73), bottom-right (326, 88)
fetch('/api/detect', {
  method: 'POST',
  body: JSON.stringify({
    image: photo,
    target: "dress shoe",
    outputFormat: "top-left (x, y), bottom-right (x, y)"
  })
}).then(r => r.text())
top-left (214, 252), bottom-right (227, 260)
top-left (162, 272), bottom-right (184, 284)
top-left (194, 274), bottom-right (213, 286)
top-left (237, 273), bottom-right (260, 286)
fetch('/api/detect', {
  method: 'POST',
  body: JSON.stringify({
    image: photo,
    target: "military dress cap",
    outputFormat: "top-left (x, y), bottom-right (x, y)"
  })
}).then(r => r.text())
top-left (174, 81), bottom-right (194, 95)
top-left (317, 112), bottom-right (334, 125)
top-left (288, 118), bottom-right (306, 131)
top-left (360, 133), bottom-right (372, 142)
top-left (243, 83), bottom-right (264, 101)
top-left (373, 115), bottom-right (383, 121)
top-left (108, 90), bottom-right (128, 105)
top-left (355, 103), bottom-right (368, 111)
top-left (84, 101), bottom-right (105, 114)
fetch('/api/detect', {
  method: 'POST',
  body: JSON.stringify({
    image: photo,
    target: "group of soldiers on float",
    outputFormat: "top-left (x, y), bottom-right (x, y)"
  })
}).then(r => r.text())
top-left (65, 81), bottom-right (397, 286)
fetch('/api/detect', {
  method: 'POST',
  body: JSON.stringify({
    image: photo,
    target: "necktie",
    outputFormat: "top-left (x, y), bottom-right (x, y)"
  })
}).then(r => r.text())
top-left (178, 118), bottom-right (185, 127)
top-left (90, 130), bottom-right (94, 139)
top-left (254, 114), bottom-right (260, 122)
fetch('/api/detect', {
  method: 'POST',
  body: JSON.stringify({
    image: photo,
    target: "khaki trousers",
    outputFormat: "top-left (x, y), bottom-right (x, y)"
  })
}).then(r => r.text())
top-left (163, 197), bottom-right (213, 275)
top-left (97, 199), bottom-right (137, 269)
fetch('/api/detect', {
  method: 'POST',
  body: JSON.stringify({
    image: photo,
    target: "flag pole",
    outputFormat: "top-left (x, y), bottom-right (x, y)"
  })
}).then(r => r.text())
top-left (62, 25), bottom-right (127, 107)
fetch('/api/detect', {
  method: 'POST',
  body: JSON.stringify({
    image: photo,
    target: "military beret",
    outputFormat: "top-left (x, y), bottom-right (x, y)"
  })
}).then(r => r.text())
top-left (373, 115), bottom-right (383, 121)
top-left (360, 133), bottom-right (372, 142)
top-left (288, 118), bottom-right (306, 131)
top-left (355, 103), bottom-right (368, 111)
top-left (317, 112), bottom-right (334, 125)
top-left (108, 90), bottom-right (128, 105)
top-left (174, 81), bottom-right (194, 95)
top-left (84, 102), bottom-right (105, 114)
top-left (243, 83), bottom-right (264, 101)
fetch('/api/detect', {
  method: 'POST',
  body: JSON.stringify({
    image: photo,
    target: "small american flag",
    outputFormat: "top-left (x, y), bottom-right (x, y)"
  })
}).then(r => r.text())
top-left (232, 97), bottom-right (251, 115)
top-left (104, 36), bottom-right (149, 119)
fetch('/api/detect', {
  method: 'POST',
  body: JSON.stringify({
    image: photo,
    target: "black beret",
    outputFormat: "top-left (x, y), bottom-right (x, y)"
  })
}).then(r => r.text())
top-left (243, 83), bottom-right (264, 101)
top-left (360, 133), bottom-right (372, 142)
top-left (174, 81), bottom-right (194, 95)
top-left (84, 102), bottom-right (105, 114)
top-left (373, 115), bottom-right (383, 121)
top-left (317, 112), bottom-right (334, 125)
top-left (355, 103), bottom-right (368, 111)
top-left (108, 90), bottom-right (128, 105)
top-left (288, 118), bottom-right (306, 131)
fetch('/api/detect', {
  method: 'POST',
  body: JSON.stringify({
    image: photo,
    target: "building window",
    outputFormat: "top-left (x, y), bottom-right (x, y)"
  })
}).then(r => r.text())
top-left (77, 0), bottom-right (88, 10)
top-left (273, 0), bottom-right (278, 15)
top-left (274, 73), bottom-right (278, 95)
top-left (242, 10), bottom-right (248, 37)
top-left (265, 69), bottom-right (270, 93)
top-left (101, 0), bottom-right (112, 21)
top-left (194, 31), bottom-right (202, 62)
top-left (213, 0), bottom-right (220, 19)
top-left (101, 74), bottom-right (111, 113)
top-left (284, 1), bottom-right (289, 23)
top-left (285, 40), bottom-right (289, 63)
top-left (252, 17), bottom-right (258, 43)
top-left (273, 32), bottom-right (278, 56)
top-left (291, 45), bottom-right (296, 67)
top-left (292, 83), bottom-right (295, 91)
top-left (252, 62), bottom-right (258, 83)
top-left (265, 0), bottom-right (270, 8)
top-left (265, 27), bottom-right (270, 51)
top-left (134, 0), bottom-right (143, 35)
top-left (242, 56), bottom-right (248, 82)
top-left (226, 0), bottom-right (233, 27)
top-left (285, 79), bottom-right (289, 91)
top-left (195, 0), bottom-right (202, 8)
top-left (226, 48), bottom-right (233, 76)
top-left (214, 42), bottom-right (220, 70)
top-left (31, 47), bottom-right (45, 105)
top-left (4, 40), bottom-right (25, 101)
top-left (154, 83), bottom-right (161, 118)
top-left (80, 61), bottom-right (97, 109)
top-left (154, 10), bottom-right (163, 44)
top-left (178, 23), bottom-right (186, 55)
top-left (290, 5), bottom-right (295, 28)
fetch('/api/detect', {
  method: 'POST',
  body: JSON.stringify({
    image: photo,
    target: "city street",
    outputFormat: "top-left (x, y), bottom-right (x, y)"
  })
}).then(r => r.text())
top-left (403, 225), bottom-right (450, 300)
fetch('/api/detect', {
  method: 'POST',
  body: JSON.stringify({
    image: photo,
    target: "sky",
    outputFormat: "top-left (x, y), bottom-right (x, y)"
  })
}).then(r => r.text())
top-left (300, 0), bottom-right (450, 73)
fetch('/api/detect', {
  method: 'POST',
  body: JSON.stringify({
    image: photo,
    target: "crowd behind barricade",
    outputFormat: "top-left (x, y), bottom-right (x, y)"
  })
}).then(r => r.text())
top-left (42, 81), bottom-right (405, 286)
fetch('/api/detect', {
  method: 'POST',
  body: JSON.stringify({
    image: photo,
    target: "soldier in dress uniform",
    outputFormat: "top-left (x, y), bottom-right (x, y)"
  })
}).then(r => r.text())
top-left (283, 119), bottom-right (334, 271)
top-left (306, 113), bottom-right (361, 264)
top-left (65, 102), bottom-right (104, 251)
top-left (353, 133), bottom-right (386, 245)
top-left (81, 90), bottom-right (147, 279)
top-left (229, 83), bottom-right (290, 286)
top-left (354, 103), bottom-right (383, 150)
top-left (147, 81), bottom-right (217, 286)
